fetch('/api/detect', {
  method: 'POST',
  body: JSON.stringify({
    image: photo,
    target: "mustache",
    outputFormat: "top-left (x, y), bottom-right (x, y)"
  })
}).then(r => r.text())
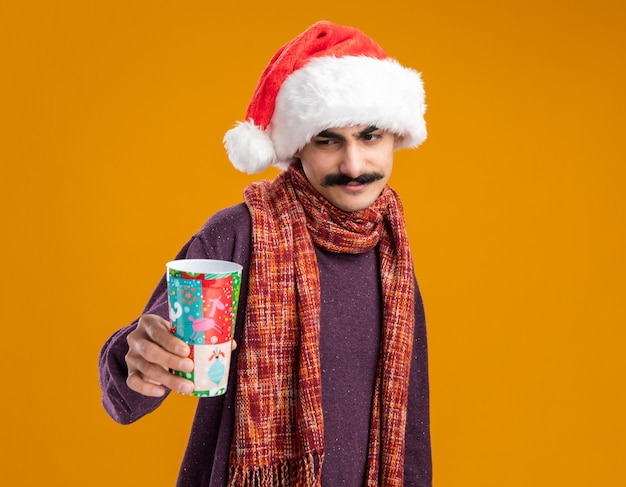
top-left (320, 172), bottom-right (384, 187)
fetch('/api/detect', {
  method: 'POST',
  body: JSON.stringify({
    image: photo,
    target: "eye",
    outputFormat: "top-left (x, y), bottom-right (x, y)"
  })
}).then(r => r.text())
top-left (313, 138), bottom-right (338, 147)
top-left (361, 133), bottom-right (382, 142)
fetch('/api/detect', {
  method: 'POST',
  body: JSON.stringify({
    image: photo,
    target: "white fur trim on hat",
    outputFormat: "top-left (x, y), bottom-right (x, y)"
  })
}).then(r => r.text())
top-left (269, 55), bottom-right (427, 170)
top-left (224, 53), bottom-right (426, 174)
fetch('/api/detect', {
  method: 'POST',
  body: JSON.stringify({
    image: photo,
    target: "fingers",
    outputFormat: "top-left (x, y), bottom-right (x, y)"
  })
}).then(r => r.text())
top-left (138, 314), bottom-right (190, 357)
top-left (125, 317), bottom-right (240, 397)
top-left (125, 353), bottom-right (193, 397)
top-left (126, 369), bottom-right (172, 397)
top-left (125, 314), bottom-right (194, 397)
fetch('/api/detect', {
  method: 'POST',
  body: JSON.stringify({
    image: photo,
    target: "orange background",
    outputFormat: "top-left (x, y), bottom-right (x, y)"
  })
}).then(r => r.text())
top-left (1, 1), bottom-right (625, 486)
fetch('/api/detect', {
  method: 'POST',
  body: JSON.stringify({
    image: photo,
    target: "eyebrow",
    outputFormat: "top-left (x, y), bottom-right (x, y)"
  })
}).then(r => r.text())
top-left (316, 125), bottom-right (379, 140)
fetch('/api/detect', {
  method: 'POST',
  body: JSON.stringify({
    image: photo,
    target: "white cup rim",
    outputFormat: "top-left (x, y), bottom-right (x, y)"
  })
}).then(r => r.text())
top-left (166, 258), bottom-right (242, 275)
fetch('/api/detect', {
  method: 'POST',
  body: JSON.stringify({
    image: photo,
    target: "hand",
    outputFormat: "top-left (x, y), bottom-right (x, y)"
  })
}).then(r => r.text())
top-left (125, 314), bottom-right (194, 397)
top-left (125, 314), bottom-right (239, 397)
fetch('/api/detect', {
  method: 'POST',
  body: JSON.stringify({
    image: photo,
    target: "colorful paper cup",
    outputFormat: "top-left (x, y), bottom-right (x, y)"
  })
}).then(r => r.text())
top-left (166, 259), bottom-right (242, 397)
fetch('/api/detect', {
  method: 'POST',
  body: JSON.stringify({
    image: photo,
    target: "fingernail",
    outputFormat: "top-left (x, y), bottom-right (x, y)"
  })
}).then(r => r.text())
top-left (152, 386), bottom-right (166, 397)
top-left (179, 381), bottom-right (193, 395)
top-left (181, 358), bottom-right (194, 372)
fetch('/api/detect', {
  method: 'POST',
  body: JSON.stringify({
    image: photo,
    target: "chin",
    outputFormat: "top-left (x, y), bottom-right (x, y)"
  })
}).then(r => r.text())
top-left (333, 200), bottom-right (372, 213)
top-left (321, 187), bottom-right (379, 212)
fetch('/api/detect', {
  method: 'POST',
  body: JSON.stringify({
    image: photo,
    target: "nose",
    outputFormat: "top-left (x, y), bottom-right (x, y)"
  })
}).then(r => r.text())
top-left (339, 141), bottom-right (366, 178)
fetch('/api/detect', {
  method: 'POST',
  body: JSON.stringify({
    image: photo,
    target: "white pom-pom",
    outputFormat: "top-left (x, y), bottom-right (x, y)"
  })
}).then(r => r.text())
top-left (223, 121), bottom-right (276, 174)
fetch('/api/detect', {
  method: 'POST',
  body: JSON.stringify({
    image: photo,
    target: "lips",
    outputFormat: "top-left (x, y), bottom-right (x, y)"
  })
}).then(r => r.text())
top-left (334, 181), bottom-right (371, 195)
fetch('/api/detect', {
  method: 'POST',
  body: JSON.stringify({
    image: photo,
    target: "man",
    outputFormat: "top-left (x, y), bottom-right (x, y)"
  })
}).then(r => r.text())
top-left (99, 20), bottom-right (431, 487)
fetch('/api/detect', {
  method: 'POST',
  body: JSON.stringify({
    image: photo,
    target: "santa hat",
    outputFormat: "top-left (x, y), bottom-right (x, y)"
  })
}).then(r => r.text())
top-left (223, 20), bottom-right (427, 174)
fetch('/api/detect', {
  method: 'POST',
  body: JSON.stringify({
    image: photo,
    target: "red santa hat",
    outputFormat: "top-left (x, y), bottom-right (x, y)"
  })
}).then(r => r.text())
top-left (223, 20), bottom-right (427, 174)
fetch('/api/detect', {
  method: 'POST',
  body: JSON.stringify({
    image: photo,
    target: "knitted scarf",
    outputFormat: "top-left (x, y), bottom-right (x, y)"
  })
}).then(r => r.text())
top-left (229, 164), bottom-right (415, 486)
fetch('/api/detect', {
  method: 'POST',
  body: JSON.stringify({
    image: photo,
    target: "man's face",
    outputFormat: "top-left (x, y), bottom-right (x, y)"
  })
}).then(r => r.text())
top-left (295, 125), bottom-right (399, 212)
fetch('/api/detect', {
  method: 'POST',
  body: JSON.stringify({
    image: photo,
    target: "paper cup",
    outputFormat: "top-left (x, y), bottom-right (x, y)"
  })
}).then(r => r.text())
top-left (166, 259), bottom-right (242, 397)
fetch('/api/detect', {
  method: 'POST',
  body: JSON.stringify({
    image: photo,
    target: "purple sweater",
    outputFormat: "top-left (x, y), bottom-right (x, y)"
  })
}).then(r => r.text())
top-left (99, 203), bottom-right (432, 486)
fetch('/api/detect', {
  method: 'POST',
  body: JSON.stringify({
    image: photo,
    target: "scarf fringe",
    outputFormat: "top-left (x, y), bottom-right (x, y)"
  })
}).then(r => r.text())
top-left (228, 453), bottom-right (323, 487)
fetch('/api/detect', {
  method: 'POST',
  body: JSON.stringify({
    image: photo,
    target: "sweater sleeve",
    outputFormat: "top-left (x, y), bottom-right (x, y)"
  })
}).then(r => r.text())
top-left (404, 278), bottom-right (433, 486)
top-left (98, 204), bottom-right (252, 425)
